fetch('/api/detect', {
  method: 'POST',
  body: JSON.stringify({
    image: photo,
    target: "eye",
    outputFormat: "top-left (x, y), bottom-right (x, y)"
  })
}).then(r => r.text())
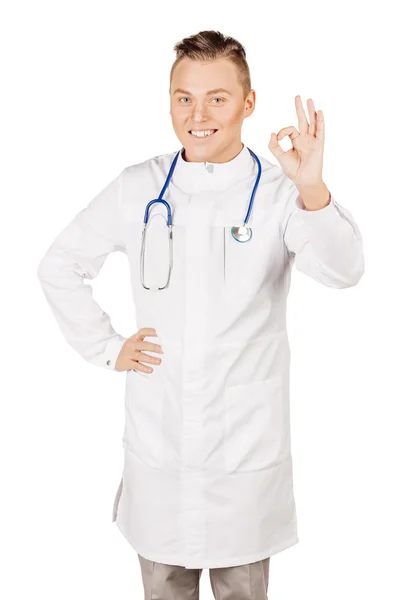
top-left (178, 96), bottom-right (225, 104)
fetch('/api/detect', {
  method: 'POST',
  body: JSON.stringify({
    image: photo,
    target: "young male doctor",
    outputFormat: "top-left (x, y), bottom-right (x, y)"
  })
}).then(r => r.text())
top-left (37, 29), bottom-right (364, 600)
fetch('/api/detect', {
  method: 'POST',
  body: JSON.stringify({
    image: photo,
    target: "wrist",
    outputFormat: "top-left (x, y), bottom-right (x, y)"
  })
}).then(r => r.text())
top-left (295, 182), bottom-right (331, 210)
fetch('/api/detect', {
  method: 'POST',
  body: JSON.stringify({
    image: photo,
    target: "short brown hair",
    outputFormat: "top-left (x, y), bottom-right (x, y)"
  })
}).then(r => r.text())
top-left (170, 30), bottom-right (251, 100)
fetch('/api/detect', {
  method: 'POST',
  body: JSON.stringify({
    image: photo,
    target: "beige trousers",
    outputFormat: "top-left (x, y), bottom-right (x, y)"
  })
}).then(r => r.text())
top-left (138, 553), bottom-right (270, 600)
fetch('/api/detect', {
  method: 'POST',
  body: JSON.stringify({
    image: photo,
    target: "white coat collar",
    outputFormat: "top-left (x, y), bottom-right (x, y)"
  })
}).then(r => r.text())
top-left (171, 143), bottom-right (256, 193)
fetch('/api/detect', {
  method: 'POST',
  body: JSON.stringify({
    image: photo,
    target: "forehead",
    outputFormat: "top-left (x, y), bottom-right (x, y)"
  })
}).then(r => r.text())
top-left (171, 57), bottom-right (240, 92)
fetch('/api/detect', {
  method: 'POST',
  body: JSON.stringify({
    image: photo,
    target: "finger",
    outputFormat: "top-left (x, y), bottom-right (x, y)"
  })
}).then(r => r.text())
top-left (295, 95), bottom-right (309, 134)
top-left (137, 341), bottom-right (164, 354)
top-left (268, 132), bottom-right (286, 160)
top-left (130, 327), bottom-right (157, 341)
top-left (307, 98), bottom-right (317, 137)
top-left (315, 109), bottom-right (325, 142)
top-left (276, 126), bottom-right (300, 141)
top-left (129, 329), bottom-right (163, 353)
top-left (115, 356), bottom-right (153, 373)
top-left (132, 361), bottom-right (154, 374)
top-left (133, 351), bottom-right (162, 365)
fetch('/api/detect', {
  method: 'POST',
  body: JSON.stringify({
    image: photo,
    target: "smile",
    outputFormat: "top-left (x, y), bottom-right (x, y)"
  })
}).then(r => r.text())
top-left (189, 129), bottom-right (218, 138)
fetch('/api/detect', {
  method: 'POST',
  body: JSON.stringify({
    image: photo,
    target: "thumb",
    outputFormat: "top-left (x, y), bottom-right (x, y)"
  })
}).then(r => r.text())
top-left (268, 132), bottom-right (285, 160)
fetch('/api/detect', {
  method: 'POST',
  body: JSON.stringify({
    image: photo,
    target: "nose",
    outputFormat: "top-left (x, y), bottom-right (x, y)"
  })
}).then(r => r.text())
top-left (190, 101), bottom-right (210, 122)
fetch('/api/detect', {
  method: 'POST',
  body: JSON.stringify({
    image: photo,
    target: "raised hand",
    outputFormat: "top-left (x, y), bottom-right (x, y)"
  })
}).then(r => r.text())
top-left (268, 95), bottom-right (325, 187)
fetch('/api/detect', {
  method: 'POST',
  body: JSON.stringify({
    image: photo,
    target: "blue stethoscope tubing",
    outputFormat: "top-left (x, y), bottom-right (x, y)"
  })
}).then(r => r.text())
top-left (140, 146), bottom-right (262, 290)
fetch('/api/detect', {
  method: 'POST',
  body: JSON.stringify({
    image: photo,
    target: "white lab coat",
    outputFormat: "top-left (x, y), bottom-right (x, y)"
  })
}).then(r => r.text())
top-left (37, 144), bottom-right (364, 569)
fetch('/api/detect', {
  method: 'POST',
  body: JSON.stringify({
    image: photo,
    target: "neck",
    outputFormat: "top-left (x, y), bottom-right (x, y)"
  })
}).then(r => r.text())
top-left (183, 140), bottom-right (244, 164)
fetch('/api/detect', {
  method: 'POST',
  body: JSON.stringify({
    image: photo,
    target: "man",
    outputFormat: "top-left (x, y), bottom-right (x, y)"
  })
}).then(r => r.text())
top-left (37, 29), bottom-right (364, 600)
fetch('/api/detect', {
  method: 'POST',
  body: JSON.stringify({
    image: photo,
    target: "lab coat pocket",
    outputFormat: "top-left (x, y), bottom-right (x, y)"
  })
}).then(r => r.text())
top-left (123, 371), bottom-right (165, 469)
top-left (112, 475), bottom-right (123, 522)
top-left (223, 376), bottom-right (286, 473)
top-left (223, 226), bottom-right (253, 285)
top-left (223, 223), bottom-right (273, 294)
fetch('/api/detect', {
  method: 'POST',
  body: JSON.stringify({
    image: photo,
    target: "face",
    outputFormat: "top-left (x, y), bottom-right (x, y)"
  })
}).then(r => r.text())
top-left (169, 57), bottom-right (255, 163)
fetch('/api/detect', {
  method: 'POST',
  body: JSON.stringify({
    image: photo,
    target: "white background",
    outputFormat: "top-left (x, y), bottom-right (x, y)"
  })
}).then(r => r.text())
top-left (1, 1), bottom-right (398, 598)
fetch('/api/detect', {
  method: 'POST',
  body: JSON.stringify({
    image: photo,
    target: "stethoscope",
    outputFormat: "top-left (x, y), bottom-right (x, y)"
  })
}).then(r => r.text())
top-left (140, 146), bottom-right (262, 291)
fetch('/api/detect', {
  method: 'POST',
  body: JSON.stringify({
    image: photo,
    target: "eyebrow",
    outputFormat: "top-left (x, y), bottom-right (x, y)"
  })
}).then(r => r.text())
top-left (172, 88), bottom-right (233, 96)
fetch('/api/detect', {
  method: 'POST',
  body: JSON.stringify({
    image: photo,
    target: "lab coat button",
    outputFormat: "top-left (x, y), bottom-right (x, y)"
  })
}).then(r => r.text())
top-left (106, 360), bottom-right (111, 366)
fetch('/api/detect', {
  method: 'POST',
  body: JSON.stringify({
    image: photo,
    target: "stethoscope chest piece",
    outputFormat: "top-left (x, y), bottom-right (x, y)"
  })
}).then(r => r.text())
top-left (231, 225), bottom-right (252, 243)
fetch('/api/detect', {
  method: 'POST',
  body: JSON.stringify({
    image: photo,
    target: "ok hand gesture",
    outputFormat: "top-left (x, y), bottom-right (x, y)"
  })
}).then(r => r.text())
top-left (268, 95), bottom-right (325, 187)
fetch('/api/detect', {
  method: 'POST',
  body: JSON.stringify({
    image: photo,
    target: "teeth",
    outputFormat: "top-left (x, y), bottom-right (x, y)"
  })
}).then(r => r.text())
top-left (190, 129), bottom-right (216, 137)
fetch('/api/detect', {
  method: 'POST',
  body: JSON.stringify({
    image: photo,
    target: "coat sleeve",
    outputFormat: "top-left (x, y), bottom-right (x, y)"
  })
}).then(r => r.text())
top-left (282, 178), bottom-right (365, 288)
top-left (37, 168), bottom-right (129, 371)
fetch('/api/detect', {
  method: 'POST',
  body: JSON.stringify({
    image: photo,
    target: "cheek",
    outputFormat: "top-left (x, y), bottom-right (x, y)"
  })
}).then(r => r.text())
top-left (220, 108), bottom-right (243, 127)
top-left (169, 106), bottom-right (181, 120)
top-left (171, 113), bottom-right (187, 129)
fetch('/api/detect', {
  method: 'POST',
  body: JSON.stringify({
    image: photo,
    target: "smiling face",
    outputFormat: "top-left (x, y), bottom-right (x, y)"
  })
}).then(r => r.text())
top-left (169, 57), bottom-right (255, 163)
